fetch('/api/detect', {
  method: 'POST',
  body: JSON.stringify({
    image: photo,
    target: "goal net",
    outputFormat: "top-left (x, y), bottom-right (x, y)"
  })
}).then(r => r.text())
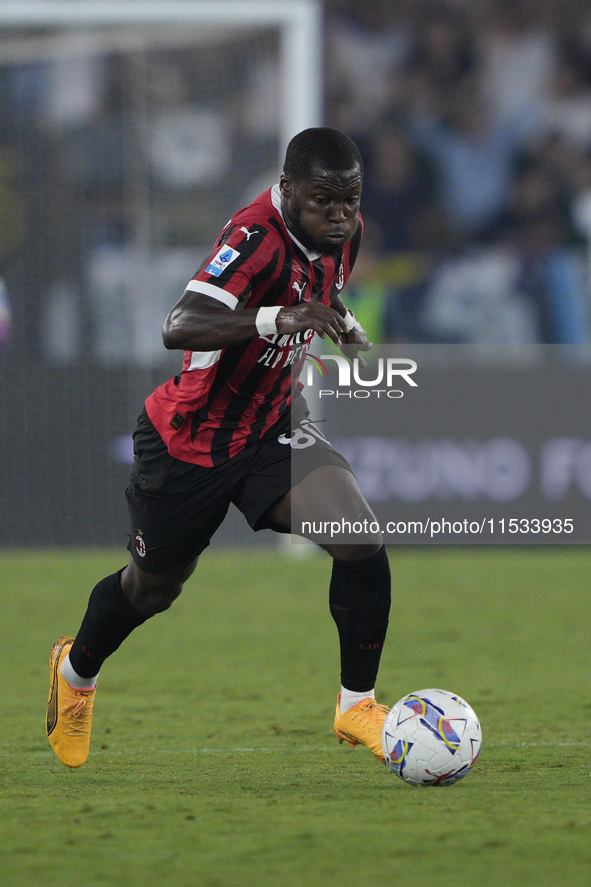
top-left (0, 0), bottom-right (322, 546)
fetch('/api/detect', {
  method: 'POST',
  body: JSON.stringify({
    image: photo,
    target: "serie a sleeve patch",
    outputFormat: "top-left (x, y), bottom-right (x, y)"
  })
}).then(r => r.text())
top-left (205, 245), bottom-right (241, 278)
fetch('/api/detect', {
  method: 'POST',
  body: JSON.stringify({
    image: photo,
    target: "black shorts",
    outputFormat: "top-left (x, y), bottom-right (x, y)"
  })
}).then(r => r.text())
top-left (125, 401), bottom-right (351, 574)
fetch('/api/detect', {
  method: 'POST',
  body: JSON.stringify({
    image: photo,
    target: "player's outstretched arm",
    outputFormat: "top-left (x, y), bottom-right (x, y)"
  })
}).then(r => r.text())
top-left (162, 291), bottom-right (350, 352)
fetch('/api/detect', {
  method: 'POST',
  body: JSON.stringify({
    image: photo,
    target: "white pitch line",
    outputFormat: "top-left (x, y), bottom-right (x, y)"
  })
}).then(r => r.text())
top-left (183, 741), bottom-right (591, 754)
top-left (190, 748), bottom-right (340, 754)
top-left (37, 741), bottom-right (590, 760)
top-left (492, 741), bottom-right (590, 748)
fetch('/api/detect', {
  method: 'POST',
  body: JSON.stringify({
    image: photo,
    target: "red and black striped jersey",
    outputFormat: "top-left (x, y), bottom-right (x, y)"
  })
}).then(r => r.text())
top-left (145, 185), bottom-right (362, 467)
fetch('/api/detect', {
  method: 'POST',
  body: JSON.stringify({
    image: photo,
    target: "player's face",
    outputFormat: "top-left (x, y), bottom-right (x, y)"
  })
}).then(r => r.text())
top-left (279, 164), bottom-right (362, 255)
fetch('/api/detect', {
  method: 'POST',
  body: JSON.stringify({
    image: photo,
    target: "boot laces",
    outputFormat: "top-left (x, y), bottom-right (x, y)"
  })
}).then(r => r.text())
top-left (60, 689), bottom-right (95, 736)
top-left (351, 699), bottom-right (389, 733)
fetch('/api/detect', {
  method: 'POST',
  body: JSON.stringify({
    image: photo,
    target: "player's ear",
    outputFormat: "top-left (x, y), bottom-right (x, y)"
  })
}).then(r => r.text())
top-left (279, 173), bottom-right (292, 198)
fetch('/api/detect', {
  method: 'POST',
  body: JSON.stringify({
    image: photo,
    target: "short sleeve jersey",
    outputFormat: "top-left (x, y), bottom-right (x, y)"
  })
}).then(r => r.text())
top-left (145, 185), bottom-right (362, 467)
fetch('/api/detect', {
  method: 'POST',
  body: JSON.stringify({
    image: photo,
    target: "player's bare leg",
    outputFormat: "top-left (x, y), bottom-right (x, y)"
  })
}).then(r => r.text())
top-left (121, 558), bottom-right (198, 618)
top-left (268, 465), bottom-right (391, 761)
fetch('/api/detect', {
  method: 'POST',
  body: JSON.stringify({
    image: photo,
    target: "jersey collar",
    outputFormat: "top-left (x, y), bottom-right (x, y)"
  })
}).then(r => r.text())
top-left (271, 183), bottom-right (323, 262)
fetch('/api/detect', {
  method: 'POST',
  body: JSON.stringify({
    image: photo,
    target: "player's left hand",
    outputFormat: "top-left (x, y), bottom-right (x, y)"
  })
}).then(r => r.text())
top-left (340, 320), bottom-right (372, 368)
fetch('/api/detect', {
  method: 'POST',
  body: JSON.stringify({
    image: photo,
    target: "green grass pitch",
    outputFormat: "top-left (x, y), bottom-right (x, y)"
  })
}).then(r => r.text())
top-left (1, 546), bottom-right (590, 887)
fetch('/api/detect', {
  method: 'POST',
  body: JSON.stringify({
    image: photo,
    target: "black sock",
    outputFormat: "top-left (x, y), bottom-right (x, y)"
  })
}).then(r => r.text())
top-left (68, 569), bottom-right (146, 678)
top-left (329, 546), bottom-right (391, 693)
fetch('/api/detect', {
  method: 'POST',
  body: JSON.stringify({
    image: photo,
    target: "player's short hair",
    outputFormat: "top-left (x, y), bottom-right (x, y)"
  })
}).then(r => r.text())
top-left (283, 127), bottom-right (363, 182)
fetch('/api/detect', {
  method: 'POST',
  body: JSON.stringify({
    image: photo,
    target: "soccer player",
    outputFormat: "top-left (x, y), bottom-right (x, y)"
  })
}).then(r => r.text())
top-left (46, 127), bottom-right (392, 768)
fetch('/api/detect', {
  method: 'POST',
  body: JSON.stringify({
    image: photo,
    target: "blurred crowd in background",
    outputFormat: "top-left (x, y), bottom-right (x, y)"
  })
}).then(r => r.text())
top-left (325, 0), bottom-right (591, 344)
top-left (2, 0), bottom-right (591, 360)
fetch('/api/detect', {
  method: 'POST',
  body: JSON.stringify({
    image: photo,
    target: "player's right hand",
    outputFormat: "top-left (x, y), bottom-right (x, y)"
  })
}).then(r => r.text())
top-left (276, 303), bottom-right (348, 345)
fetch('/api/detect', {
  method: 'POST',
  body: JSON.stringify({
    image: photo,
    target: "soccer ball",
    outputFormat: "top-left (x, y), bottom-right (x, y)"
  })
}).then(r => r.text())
top-left (382, 688), bottom-right (482, 786)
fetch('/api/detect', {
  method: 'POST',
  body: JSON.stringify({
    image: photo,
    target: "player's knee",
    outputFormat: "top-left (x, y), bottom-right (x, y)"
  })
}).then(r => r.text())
top-left (326, 540), bottom-right (383, 562)
top-left (146, 580), bottom-right (183, 614)
top-left (122, 562), bottom-right (192, 618)
top-left (128, 576), bottom-right (183, 617)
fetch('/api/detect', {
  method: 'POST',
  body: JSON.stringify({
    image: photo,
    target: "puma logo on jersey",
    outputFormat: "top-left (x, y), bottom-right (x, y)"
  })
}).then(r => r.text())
top-left (240, 227), bottom-right (259, 241)
top-left (292, 280), bottom-right (307, 300)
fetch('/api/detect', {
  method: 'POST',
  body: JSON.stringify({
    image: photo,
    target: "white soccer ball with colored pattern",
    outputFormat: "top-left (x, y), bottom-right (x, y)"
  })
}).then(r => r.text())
top-left (382, 688), bottom-right (482, 786)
